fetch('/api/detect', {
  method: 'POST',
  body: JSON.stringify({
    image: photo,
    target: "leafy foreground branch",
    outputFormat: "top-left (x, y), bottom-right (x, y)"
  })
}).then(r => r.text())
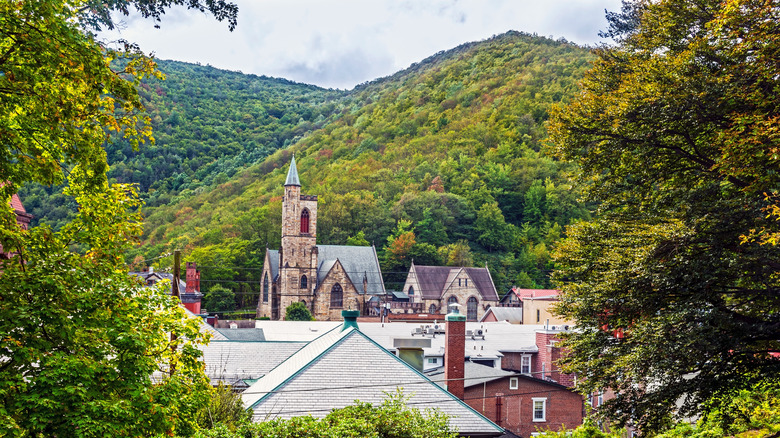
top-left (190, 390), bottom-right (457, 438)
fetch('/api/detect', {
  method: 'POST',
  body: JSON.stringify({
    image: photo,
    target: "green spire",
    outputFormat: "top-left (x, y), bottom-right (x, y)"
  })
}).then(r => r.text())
top-left (285, 155), bottom-right (301, 186)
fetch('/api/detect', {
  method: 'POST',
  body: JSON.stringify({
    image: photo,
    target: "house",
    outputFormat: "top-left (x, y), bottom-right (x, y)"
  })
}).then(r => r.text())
top-left (255, 156), bottom-right (385, 321)
top-left (400, 263), bottom-right (500, 321)
top-left (242, 311), bottom-right (505, 437)
top-left (498, 288), bottom-right (573, 326)
top-left (1, 191), bottom-right (34, 259)
top-left (480, 307), bottom-right (524, 324)
top-left (129, 262), bottom-right (203, 314)
top-left (427, 362), bottom-right (584, 438)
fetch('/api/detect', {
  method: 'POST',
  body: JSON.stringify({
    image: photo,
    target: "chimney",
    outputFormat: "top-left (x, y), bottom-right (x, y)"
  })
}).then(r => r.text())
top-left (341, 310), bottom-right (360, 332)
top-left (186, 262), bottom-right (199, 293)
top-left (445, 303), bottom-right (466, 400)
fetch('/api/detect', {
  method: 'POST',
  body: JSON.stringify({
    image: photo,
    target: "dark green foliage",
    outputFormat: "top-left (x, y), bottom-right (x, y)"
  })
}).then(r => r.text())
top-left (195, 383), bottom-right (252, 432)
top-left (203, 284), bottom-right (236, 313)
top-left (549, 0), bottom-right (780, 433)
top-left (120, 31), bottom-right (593, 293)
top-left (285, 301), bottom-right (314, 321)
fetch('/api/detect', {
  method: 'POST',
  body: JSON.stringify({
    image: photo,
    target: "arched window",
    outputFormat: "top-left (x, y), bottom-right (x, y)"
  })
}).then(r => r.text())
top-left (467, 297), bottom-right (478, 321)
top-left (408, 286), bottom-right (414, 296)
top-left (300, 209), bottom-right (310, 234)
top-left (300, 275), bottom-right (308, 290)
top-left (447, 296), bottom-right (458, 312)
top-left (429, 304), bottom-right (437, 314)
top-left (330, 283), bottom-right (343, 308)
top-left (263, 273), bottom-right (269, 302)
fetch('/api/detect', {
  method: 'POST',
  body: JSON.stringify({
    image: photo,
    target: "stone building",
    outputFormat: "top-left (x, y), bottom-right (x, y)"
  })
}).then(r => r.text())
top-left (255, 157), bottom-right (385, 321)
top-left (401, 263), bottom-right (500, 321)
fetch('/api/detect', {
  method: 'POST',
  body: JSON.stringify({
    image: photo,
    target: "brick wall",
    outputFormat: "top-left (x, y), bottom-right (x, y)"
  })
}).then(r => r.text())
top-left (463, 376), bottom-right (583, 438)
top-left (445, 315), bottom-right (466, 399)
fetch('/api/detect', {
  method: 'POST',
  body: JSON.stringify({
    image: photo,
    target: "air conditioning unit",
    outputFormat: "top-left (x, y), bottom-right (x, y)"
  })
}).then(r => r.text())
top-left (466, 330), bottom-right (474, 336)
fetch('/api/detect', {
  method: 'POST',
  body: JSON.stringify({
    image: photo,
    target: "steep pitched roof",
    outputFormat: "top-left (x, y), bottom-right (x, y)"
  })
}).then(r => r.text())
top-left (242, 326), bottom-right (503, 436)
top-left (316, 245), bottom-right (385, 295)
top-left (412, 265), bottom-right (499, 301)
top-left (266, 249), bottom-right (280, 282)
top-left (464, 267), bottom-right (499, 301)
top-left (10, 193), bottom-right (25, 213)
top-left (413, 265), bottom-right (454, 300)
top-left (284, 155), bottom-right (301, 186)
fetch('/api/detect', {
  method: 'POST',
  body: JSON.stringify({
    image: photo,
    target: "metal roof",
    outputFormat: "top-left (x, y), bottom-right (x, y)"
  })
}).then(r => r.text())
top-left (479, 307), bottom-right (524, 324)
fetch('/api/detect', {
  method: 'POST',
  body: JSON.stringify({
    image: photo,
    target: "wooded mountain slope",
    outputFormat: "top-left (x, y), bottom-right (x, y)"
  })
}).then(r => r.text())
top-left (27, 31), bottom-right (596, 307)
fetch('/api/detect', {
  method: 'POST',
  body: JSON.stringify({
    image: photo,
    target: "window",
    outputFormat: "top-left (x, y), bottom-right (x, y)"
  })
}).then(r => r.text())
top-left (429, 304), bottom-right (437, 314)
top-left (427, 358), bottom-right (438, 364)
top-left (330, 283), bottom-right (343, 308)
top-left (467, 297), bottom-right (478, 321)
top-left (536, 309), bottom-right (540, 323)
top-left (521, 355), bottom-right (531, 374)
top-left (509, 377), bottom-right (518, 390)
top-left (300, 209), bottom-right (310, 234)
top-left (408, 286), bottom-right (414, 296)
top-left (447, 296), bottom-right (458, 310)
top-left (532, 398), bottom-right (547, 422)
top-left (465, 278), bottom-right (468, 287)
top-left (300, 275), bottom-right (308, 290)
top-left (263, 273), bottom-right (269, 302)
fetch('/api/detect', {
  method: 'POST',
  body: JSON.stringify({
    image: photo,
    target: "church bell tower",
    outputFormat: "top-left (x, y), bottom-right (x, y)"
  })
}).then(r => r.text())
top-left (279, 156), bottom-right (318, 317)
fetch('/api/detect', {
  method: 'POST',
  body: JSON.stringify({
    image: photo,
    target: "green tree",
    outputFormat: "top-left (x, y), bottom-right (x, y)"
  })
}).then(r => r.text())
top-left (285, 301), bottom-right (314, 321)
top-left (203, 284), bottom-right (236, 313)
top-left (346, 230), bottom-right (370, 246)
top-left (1, 0), bottom-right (237, 436)
top-left (549, 0), bottom-right (780, 433)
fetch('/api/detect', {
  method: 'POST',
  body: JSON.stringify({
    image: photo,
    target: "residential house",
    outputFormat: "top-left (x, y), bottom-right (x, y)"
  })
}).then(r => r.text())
top-left (256, 156), bottom-right (385, 321)
top-left (400, 263), bottom-right (500, 321)
top-left (498, 288), bottom-right (573, 326)
top-left (242, 311), bottom-right (505, 437)
top-left (1, 192), bottom-right (33, 259)
top-left (129, 262), bottom-right (203, 314)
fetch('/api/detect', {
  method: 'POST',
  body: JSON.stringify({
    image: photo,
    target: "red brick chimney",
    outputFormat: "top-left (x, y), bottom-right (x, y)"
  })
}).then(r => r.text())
top-left (186, 262), bottom-right (200, 293)
top-left (535, 328), bottom-right (576, 387)
top-left (445, 303), bottom-right (466, 400)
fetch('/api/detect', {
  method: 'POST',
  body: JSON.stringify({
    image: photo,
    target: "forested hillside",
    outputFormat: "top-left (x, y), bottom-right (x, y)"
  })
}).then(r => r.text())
top-left (125, 31), bottom-right (595, 308)
top-left (22, 31), bottom-right (595, 309)
top-left (19, 61), bottom-right (344, 227)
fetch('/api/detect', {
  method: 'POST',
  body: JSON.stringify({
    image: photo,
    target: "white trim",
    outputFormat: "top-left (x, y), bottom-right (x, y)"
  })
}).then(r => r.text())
top-left (509, 377), bottom-right (518, 390)
top-left (521, 354), bottom-right (532, 375)
top-left (532, 397), bottom-right (547, 422)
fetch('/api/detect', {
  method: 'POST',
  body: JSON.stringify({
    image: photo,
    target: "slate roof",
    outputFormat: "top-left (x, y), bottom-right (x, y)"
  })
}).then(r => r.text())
top-left (412, 265), bottom-right (499, 301)
top-left (10, 193), bottom-right (25, 212)
top-left (128, 271), bottom-right (187, 295)
top-left (182, 306), bottom-right (228, 340)
top-left (242, 325), bottom-right (503, 436)
top-left (214, 328), bottom-right (267, 341)
top-left (202, 340), bottom-right (306, 387)
top-left (316, 245), bottom-right (385, 295)
top-left (285, 155), bottom-right (301, 186)
top-left (266, 249), bottom-right (280, 281)
top-left (479, 307), bottom-right (524, 324)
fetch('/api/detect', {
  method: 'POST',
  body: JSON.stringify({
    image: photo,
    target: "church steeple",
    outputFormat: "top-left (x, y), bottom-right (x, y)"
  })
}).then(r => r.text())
top-left (285, 155), bottom-right (301, 187)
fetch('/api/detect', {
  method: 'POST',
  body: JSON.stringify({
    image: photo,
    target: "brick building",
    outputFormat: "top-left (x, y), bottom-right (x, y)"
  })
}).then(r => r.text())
top-left (255, 156), bottom-right (385, 321)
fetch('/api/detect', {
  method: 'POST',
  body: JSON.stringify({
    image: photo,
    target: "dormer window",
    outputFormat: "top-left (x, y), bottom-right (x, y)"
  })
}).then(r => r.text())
top-left (301, 209), bottom-right (310, 233)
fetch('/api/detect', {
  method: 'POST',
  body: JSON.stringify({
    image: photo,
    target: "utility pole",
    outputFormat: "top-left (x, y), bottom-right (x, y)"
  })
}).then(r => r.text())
top-left (170, 250), bottom-right (181, 376)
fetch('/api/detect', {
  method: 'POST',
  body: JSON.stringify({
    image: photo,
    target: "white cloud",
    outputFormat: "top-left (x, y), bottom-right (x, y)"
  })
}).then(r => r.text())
top-left (99, 0), bottom-right (622, 89)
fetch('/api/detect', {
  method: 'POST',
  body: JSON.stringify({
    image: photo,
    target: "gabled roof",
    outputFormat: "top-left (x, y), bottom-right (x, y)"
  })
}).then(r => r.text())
top-left (412, 265), bottom-right (499, 301)
top-left (242, 325), bottom-right (503, 436)
top-left (505, 288), bottom-right (560, 301)
top-left (129, 271), bottom-right (187, 295)
top-left (10, 193), bottom-right (25, 213)
top-left (479, 307), bottom-right (524, 324)
top-left (266, 249), bottom-right (280, 281)
top-left (214, 328), bottom-right (267, 341)
top-left (316, 245), bottom-right (385, 295)
top-left (202, 340), bottom-right (306, 386)
top-left (285, 155), bottom-right (301, 186)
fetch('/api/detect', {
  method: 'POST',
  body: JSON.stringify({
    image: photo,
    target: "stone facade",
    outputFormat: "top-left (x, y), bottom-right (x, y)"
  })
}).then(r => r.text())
top-left (256, 157), bottom-right (384, 321)
top-left (403, 264), bottom-right (499, 321)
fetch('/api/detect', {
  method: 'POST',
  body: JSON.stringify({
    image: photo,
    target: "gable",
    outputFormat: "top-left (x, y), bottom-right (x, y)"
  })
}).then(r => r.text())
top-left (412, 265), bottom-right (454, 300)
top-left (316, 245), bottom-right (384, 295)
top-left (244, 328), bottom-right (502, 435)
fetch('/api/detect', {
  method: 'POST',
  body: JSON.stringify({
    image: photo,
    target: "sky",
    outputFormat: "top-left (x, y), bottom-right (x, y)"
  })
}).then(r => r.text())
top-left (100, 0), bottom-right (623, 90)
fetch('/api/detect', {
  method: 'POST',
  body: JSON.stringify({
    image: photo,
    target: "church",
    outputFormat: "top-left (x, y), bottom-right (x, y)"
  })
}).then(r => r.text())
top-left (255, 157), bottom-right (385, 320)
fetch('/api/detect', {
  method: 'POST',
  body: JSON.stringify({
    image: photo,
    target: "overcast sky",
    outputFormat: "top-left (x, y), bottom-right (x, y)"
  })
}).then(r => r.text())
top-left (100, 0), bottom-right (623, 90)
